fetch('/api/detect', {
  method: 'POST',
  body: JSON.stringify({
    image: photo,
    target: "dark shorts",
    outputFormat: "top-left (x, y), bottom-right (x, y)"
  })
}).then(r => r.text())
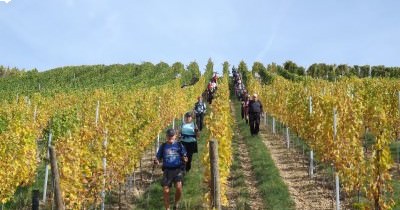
top-left (161, 168), bottom-right (184, 187)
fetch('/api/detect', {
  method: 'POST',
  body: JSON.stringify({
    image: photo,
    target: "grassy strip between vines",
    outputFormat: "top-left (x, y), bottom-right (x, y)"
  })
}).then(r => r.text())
top-left (393, 174), bottom-right (400, 209)
top-left (227, 117), bottom-right (250, 209)
top-left (231, 98), bottom-right (295, 210)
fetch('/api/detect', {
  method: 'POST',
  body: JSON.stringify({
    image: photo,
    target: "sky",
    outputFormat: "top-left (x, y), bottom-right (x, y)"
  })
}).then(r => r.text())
top-left (1, 0), bottom-right (400, 72)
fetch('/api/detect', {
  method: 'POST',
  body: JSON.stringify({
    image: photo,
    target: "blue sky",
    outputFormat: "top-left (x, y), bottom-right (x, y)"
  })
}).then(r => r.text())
top-left (1, 0), bottom-right (399, 72)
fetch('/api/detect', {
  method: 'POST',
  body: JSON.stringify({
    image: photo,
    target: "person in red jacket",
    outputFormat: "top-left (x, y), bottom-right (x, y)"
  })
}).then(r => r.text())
top-left (241, 94), bottom-right (250, 124)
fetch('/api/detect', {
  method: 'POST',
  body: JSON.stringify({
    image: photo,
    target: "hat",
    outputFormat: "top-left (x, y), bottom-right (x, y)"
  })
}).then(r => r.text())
top-left (185, 112), bottom-right (192, 118)
top-left (166, 128), bottom-right (176, 137)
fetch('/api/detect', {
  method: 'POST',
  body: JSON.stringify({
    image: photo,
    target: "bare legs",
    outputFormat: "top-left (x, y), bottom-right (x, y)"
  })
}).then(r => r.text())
top-left (163, 182), bottom-right (183, 210)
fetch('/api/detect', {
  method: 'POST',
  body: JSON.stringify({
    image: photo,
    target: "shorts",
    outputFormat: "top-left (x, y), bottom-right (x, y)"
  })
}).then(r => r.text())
top-left (161, 168), bottom-right (184, 187)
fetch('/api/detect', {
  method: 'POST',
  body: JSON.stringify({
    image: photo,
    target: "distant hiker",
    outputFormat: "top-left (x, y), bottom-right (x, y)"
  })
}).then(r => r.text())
top-left (238, 86), bottom-right (246, 101)
top-left (234, 73), bottom-right (241, 85)
top-left (207, 82), bottom-right (214, 104)
top-left (241, 94), bottom-right (250, 124)
top-left (232, 66), bottom-right (237, 77)
top-left (248, 93), bottom-right (263, 136)
top-left (207, 81), bottom-right (212, 92)
top-left (179, 112), bottom-right (199, 172)
top-left (211, 80), bottom-right (217, 91)
top-left (155, 128), bottom-right (188, 210)
top-left (241, 90), bottom-right (248, 101)
top-left (194, 96), bottom-right (206, 131)
top-left (211, 72), bottom-right (218, 83)
top-left (235, 80), bottom-right (243, 98)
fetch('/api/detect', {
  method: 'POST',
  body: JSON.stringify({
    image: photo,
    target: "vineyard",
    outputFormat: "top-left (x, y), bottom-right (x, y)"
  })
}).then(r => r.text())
top-left (0, 60), bottom-right (399, 209)
top-left (241, 61), bottom-right (400, 209)
top-left (0, 61), bottom-right (215, 209)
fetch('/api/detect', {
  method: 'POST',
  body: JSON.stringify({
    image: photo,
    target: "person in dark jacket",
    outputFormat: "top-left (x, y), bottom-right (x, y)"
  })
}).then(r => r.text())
top-left (193, 96), bottom-right (206, 131)
top-left (248, 93), bottom-right (263, 136)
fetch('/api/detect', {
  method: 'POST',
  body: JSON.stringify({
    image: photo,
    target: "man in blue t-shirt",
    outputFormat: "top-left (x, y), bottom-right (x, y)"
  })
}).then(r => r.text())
top-left (155, 128), bottom-right (188, 210)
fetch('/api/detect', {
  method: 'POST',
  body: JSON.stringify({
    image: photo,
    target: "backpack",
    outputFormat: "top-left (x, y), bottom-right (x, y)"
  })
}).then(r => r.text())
top-left (159, 142), bottom-right (186, 171)
top-left (180, 122), bottom-right (199, 140)
top-left (195, 102), bottom-right (205, 114)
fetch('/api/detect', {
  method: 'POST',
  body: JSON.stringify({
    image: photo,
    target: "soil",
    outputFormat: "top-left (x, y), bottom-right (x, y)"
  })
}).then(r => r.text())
top-left (107, 145), bottom-right (163, 209)
top-left (259, 122), bottom-right (342, 210)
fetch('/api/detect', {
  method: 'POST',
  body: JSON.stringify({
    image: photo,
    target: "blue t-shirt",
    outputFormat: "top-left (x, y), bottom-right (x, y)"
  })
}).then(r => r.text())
top-left (156, 141), bottom-right (187, 168)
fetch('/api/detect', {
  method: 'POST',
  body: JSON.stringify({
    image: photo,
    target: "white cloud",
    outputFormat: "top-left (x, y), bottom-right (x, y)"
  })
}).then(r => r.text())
top-left (0, 0), bottom-right (12, 3)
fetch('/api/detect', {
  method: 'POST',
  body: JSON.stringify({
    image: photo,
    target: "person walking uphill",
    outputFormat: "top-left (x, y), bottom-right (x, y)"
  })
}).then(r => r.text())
top-left (180, 112), bottom-right (199, 172)
top-left (193, 96), bottom-right (206, 131)
top-left (248, 93), bottom-right (263, 136)
top-left (155, 128), bottom-right (188, 210)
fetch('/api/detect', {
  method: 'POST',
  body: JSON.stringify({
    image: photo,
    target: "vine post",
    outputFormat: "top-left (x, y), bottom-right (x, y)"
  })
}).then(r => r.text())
top-left (101, 129), bottom-right (108, 210)
top-left (333, 108), bottom-right (340, 210)
top-left (272, 117), bottom-right (276, 134)
top-left (43, 131), bottom-right (53, 202)
top-left (209, 140), bottom-right (221, 210)
top-left (49, 146), bottom-right (65, 210)
top-left (309, 96), bottom-right (314, 178)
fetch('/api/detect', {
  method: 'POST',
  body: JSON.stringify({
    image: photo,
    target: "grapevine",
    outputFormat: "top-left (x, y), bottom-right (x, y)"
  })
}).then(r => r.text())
top-left (246, 72), bottom-right (399, 209)
top-left (203, 72), bottom-right (233, 206)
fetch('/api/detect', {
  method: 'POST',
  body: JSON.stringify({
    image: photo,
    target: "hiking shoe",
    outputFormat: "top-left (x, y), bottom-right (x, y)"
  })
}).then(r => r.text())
top-left (173, 204), bottom-right (178, 210)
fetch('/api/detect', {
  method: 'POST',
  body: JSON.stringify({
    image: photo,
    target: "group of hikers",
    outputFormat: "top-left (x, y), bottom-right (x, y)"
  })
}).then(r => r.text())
top-left (232, 66), bottom-right (264, 136)
top-left (153, 74), bottom-right (214, 210)
top-left (153, 69), bottom-right (264, 209)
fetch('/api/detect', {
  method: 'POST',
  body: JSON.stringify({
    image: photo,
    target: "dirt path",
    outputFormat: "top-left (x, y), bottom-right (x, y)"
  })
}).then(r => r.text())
top-left (236, 128), bottom-right (265, 209)
top-left (227, 103), bottom-right (264, 209)
top-left (259, 123), bottom-right (339, 210)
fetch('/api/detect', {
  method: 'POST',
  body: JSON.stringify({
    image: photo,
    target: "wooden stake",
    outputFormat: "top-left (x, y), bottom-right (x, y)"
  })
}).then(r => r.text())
top-left (286, 127), bottom-right (290, 149)
top-left (49, 146), bottom-right (65, 210)
top-left (333, 108), bottom-right (340, 210)
top-left (310, 150), bottom-right (314, 178)
top-left (272, 117), bottom-right (276, 134)
top-left (335, 173), bottom-right (340, 210)
top-left (33, 105), bottom-right (37, 122)
top-left (309, 96), bottom-right (314, 178)
top-left (95, 101), bottom-right (100, 127)
top-left (101, 129), bottom-right (108, 210)
top-left (264, 112), bottom-right (267, 126)
top-left (43, 131), bottom-right (53, 202)
top-left (209, 140), bottom-right (221, 210)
